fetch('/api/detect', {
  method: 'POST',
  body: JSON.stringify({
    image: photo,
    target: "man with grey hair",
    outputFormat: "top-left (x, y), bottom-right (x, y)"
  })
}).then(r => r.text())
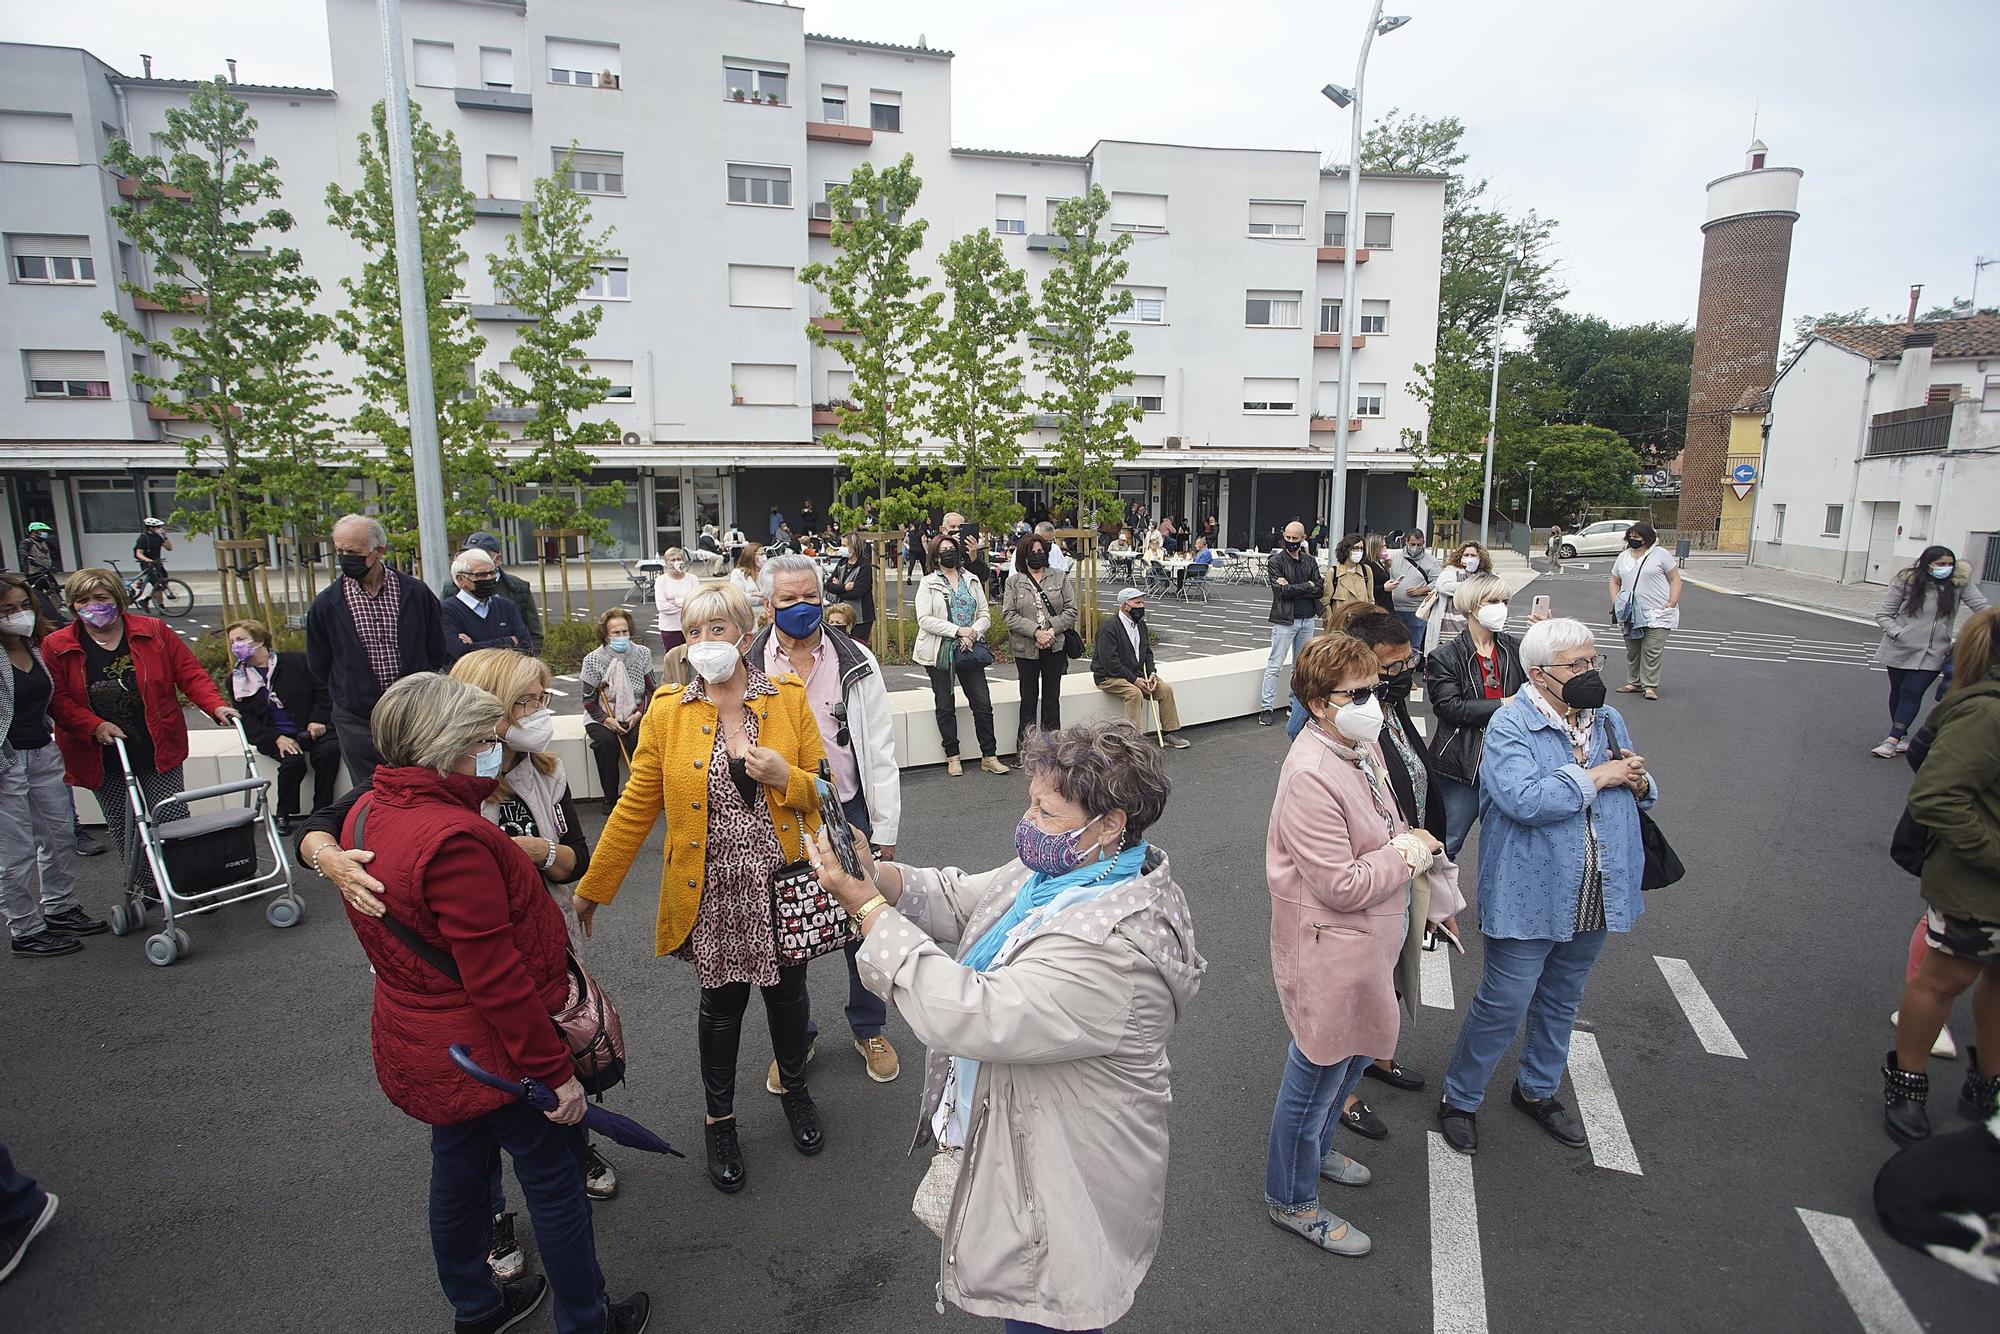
top-left (441, 548), bottom-right (529, 662)
top-left (463, 530), bottom-right (542, 653)
top-left (750, 551), bottom-right (906, 1084)
top-left (1033, 520), bottom-right (1073, 574)
top-left (305, 512), bottom-right (449, 785)
top-left (1092, 587), bottom-right (1191, 748)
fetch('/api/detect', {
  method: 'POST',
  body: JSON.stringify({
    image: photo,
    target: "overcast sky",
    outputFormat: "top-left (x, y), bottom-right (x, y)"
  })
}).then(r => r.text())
top-left (9, 0), bottom-right (1995, 329)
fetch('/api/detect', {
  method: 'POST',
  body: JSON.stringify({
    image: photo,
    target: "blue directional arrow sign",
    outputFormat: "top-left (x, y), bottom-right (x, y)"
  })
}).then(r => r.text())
top-left (1731, 462), bottom-right (1757, 484)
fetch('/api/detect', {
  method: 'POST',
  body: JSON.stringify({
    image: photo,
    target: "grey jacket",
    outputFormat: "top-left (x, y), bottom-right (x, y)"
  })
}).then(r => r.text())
top-left (1000, 569), bottom-right (1078, 660)
top-left (0, 641), bottom-right (50, 764)
top-left (855, 848), bottom-right (1205, 1329)
top-left (1873, 569), bottom-right (1990, 670)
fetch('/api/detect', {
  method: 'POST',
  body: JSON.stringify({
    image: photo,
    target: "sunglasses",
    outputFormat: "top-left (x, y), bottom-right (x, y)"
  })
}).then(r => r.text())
top-left (830, 701), bottom-right (851, 750)
top-left (1326, 684), bottom-right (1377, 706)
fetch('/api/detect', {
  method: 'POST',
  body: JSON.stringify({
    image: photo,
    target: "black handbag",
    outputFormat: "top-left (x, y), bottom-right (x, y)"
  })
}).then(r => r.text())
top-left (1608, 739), bottom-right (1683, 891)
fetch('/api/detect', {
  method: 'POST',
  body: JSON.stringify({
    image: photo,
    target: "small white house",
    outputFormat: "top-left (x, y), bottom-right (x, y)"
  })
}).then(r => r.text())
top-left (1753, 315), bottom-right (2000, 595)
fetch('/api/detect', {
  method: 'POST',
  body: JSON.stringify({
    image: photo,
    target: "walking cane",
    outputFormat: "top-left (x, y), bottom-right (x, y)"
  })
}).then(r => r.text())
top-left (1147, 692), bottom-right (1165, 747)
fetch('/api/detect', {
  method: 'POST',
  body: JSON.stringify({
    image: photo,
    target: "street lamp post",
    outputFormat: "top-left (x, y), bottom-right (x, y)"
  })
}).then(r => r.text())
top-left (1477, 232), bottom-right (1521, 547)
top-left (1524, 459), bottom-right (1537, 540)
top-left (1323, 7), bottom-right (1409, 544)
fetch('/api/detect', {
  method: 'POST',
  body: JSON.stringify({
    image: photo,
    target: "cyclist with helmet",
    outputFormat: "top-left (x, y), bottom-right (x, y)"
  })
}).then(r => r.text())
top-left (132, 518), bottom-right (172, 606)
top-left (17, 524), bottom-right (63, 624)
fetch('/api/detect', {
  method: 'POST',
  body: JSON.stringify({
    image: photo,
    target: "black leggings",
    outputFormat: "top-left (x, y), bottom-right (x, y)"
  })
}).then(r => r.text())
top-left (926, 661), bottom-right (997, 760)
top-left (1015, 652), bottom-right (1067, 746)
top-left (584, 721), bottom-right (630, 803)
top-left (1886, 666), bottom-right (1941, 737)
top-left (698, 965), bottom-right (811, 1118)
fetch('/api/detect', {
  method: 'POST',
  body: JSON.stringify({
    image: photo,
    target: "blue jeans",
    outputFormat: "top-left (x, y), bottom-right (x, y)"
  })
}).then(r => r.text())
top-left (1285, 697), bottom-right (1308, 739)
top-left (1264, 1042), bottom-right (1371, 1213)
top-left (0, 1141), bottom-right (45, 1232)
top-left (1438, 775), bottom-right (1480, 860)
top-left (432, 1102), bottom-right (604, 1333)
top-left (1441, 930), bottom-right (1610, 1113)
top-left (806, 795), bottom-right (889, 1042)
top-left (1005, 1323), bottom-right (1101, 1333)
top-left (1262, 617), bottom-right (1319, 709)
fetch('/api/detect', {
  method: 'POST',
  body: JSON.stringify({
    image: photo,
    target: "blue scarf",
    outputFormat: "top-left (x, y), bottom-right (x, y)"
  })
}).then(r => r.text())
top-left (962, 842), bottom-right (1151, 975)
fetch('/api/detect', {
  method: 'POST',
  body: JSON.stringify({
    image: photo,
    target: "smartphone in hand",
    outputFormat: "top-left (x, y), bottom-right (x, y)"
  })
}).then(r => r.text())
top-left (1532, 594), bottom-right (1552, 619)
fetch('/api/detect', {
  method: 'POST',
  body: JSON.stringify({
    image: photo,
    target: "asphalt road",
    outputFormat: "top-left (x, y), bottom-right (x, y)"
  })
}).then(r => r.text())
top-left (2, 573), bottom-right (1990, 1332)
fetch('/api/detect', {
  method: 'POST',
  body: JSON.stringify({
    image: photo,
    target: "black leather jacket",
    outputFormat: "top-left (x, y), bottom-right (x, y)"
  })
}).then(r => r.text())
top-left (1266, 547), bottom-right (1325, 624)
top-left (1424, 630), bottom-right (1526, 785)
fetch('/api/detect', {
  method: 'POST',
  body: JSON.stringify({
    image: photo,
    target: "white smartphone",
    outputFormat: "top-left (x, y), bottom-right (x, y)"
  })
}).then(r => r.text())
top-left (1532, 594), bottom-right (1552, 619)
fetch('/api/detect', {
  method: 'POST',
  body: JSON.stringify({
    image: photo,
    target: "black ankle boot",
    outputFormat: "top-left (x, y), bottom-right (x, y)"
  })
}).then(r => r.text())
top-left (705, 1119), bottom-right (746, 1194)
top-left (1958, 1046), bottom-right (2000, 1123)
top-left (1883, 1050), bottom-right (1931, 1145)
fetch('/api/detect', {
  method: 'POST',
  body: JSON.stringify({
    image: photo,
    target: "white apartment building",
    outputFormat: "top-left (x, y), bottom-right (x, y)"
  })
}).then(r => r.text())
top-left (0, 0), bottom-right (1444, 569)
top-left (1753, 315), bottom-right (2000, 593)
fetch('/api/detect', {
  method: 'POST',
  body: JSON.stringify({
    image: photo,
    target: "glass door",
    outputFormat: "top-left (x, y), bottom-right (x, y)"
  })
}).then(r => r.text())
top-left (652, 473), bottom-right (684, 556)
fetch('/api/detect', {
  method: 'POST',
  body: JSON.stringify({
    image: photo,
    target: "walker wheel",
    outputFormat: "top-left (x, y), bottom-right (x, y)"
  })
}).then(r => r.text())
top-left (172, 928), bottom-right (191, 958)
top-left (144, 933), bottom-right (178, 967)
top-left (266, 896), bottom-right (302, 929)
top-left (109, 904), bottom-right (130, 936)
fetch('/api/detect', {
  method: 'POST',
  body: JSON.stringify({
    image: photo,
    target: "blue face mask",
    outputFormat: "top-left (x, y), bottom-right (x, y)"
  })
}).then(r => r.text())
top-left (1014, 813), bottom-right (1102, 876)
top-left (1930, 564), bottom-right (1954, 580)
top-left (608, 635), bottom-right (631, 653)
top-left (774, 600), bottom-right (824, 639)
top-left (473, 742), bottom-right (504, 779)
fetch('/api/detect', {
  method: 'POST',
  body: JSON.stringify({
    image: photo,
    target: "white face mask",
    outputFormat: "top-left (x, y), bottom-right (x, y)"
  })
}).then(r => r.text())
top-left (508, 707), bottom-right (556, 754)
top-left (687, 639), bottom-right (743, 685)
top-left (0, 610), bottom-right (36, 638)
top-left (1347, 550), bottom-right (1362, 564)
top-left (1462, 556), bottom-right (1482, 573)
top-left (1332, 694), bottom-right (1385, 744)
top-left (1475, 602), bottom-right (1510, 632)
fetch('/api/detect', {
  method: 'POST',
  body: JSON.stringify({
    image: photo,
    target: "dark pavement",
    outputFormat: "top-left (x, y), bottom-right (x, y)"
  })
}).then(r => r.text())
top-left (2, 575), bottom-right (1991, 1332)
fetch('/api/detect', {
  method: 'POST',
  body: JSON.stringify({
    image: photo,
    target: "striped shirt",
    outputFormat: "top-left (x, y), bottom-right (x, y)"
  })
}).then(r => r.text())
top-left (342, 570), bottom-right (405, 693)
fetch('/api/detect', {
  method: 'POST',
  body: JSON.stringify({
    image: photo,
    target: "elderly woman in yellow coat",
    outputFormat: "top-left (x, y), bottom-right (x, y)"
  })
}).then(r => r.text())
top-left (574, 583), bottom-right (827, 1195)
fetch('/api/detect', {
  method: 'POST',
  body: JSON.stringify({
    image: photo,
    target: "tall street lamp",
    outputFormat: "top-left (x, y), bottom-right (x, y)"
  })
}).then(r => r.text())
top-left (1478, 225), bottom-right (1525, 546)
top-left (1323, 6), bottom-right (1410, 543)
top-left (1524, 458), bottom-right (1538, 540)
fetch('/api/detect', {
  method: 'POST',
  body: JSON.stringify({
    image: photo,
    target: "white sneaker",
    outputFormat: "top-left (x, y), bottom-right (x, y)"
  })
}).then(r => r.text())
top-left (1890, 1009), bottom-right (1958, 1059)
top-left (1870, 738), bottom-right (1900, 758)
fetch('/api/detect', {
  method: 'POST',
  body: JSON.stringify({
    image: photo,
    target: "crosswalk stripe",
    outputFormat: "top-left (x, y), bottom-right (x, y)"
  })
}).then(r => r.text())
top-left (1795, 1210), bottom-right (1923, 1334)
top-left (1419, 942), bottom-right (1454, 1010)
top-left (1653, 956), bottom-right (1748, 1058)
top-left (1428, 1131), bottom-right (1488, 1334)
top-left (1565, 1029), bottom-right (1642, 1175)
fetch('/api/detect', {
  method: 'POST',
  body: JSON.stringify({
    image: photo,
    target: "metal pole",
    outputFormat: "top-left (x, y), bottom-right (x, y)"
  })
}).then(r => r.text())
top-left (1477, 245), bottom-right (1517, 546)
top-left (377, 0), bottom-right (450, 589)
top-left (1332, 0), bottom-right (1383, 544)
top-left (1525, 463), bottom-right (1536, 536)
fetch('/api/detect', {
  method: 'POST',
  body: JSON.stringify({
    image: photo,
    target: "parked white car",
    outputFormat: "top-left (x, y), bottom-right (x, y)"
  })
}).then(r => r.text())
top-left (1557, 520), bottom-right (1633, 558)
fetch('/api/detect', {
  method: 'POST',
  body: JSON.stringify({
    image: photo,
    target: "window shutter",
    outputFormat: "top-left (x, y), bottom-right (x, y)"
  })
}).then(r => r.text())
top-left (412, 42), bottom-right (454, 89)
top-left (9, 235), bottom-right (91, 259)
top-left (480, 47), bottom-right (515, 88)
top-left (1111, 192), bottom-right (1168, 230)
top-left (731, 363), bottom-right (796, 406)
top-left (0, 113), bottom-right (78, 166)
top-left (1248, 201), bottom-right (1304, 234)
top-left (727, 264), bottom-right (793, 308)
top-left (27, 350), bottom-right (108, 381)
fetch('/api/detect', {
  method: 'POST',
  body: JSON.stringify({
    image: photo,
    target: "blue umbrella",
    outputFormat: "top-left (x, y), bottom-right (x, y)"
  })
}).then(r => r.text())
top-left (449, 1045), bottom-right (684, 1158)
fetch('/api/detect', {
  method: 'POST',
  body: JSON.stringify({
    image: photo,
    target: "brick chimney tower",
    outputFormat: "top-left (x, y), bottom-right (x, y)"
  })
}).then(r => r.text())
top-left (1679, 140), bottom-right (1802, 535)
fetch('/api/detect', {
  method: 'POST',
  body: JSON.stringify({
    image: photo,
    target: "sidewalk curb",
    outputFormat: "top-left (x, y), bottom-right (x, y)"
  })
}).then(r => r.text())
top-left (1681, 575), bottom-right (1877, 628)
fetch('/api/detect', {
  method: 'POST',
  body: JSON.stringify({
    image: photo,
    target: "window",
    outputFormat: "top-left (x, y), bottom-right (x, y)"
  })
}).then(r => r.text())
top-left (0, 112), bottom-right (78, 166)
top-left (1110, 191), bottom-right (1167, 232)
top-left (820, 85), bottom-right (847, 122)
top-left (723, 63), bottom-right (787, 103)
top-left (1770, 504), bottom-right (1786, 544)
top-left (1363, 212), bottom-right (1394, 249)
top-left (412, 40), bottom-right (453, 88)
top-left (1911, 505), bottom-right (1932, 541)
top-left (559, 149), bottom-right (623, 194)
top-left (870, 90), bottom-right (902, 132)
top-left (76, 478), bottom-right (138, 534)
top-left (548, 38), bottom-right (621, 88)
top-left (1245, 290), bottom-right (1301, 328)
top-left (1356, 382), bottom-right (1386, 416)
top-left (732, 363), bottom-right (796, 406)
top-left (1319, 299), bottom-right (1342, 334)
top-left (1323, 212), bottom-right (1346, 247)
top-left (142, 475), bottom-right (206, 524)
top-left (994, 195), bottom-right (1027, 235)
top-left (726, 264), bottom-right (792, 308)
top-left (485, 155), bottom-right (519, 199)
top-left (1316, 380), bottom-right (1340, 414)
top-left (726, 162), bottom-right (791, 207)
top-left (1242, 377), bottom-right (1299, 414)
top-left (1045, 197), bottom-right (1075, 230)
top-left (1247, 200), bottom-right (1304, 237)
top-left (1984, 375), bottom-right (2000, 411)
top-left (1823, 504), bottom-right (1843, 537)
top-left (583, 261), bottom-right (629, 300)
top-left (26, 350), bottom-right (110, 398)
top-left (1112, 375), bottom-right (1166, 414)
top-left (1360, 300), bottom-right (1389, 335)
top-left (1114, 286), bottom-right (1165, 324)
top-left (9, 235), bottom-right (95, 284)
top-left (826, 369), bottom-right (854, 405)
top-left (591, 360), bottom-right (634, 402)
top-left (480, 47), bottom-right (515, 90)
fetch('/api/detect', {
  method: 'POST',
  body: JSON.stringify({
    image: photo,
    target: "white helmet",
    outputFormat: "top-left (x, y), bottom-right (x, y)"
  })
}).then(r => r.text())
top-left (143, 516), bottom-right (166, 528)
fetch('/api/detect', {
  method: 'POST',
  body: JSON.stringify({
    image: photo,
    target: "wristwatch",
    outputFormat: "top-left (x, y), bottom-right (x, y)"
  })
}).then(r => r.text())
top-left (854, 893), bottom-right (889, 924)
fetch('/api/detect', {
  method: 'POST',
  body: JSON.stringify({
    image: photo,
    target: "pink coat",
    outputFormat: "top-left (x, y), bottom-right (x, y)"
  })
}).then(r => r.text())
top-left (1267, 725), bottom-right (1412, 1066)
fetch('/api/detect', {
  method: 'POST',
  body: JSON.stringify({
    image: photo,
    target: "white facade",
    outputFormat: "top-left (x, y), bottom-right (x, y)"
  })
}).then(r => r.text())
top-left (0, 0), bottom-right (1444, 562)
top-left (1754, 319), bottom-right (2000, 593)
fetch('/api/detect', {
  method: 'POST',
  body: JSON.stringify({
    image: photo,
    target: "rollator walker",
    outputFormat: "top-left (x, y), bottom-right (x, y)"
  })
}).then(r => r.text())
top-left (102, 718), bottom-right (305, 966)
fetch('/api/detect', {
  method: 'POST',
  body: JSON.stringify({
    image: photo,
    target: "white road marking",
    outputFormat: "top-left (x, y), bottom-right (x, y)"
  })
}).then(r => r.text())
top-left (1427, 1130), bottom-right (1488, 1334)
top-left (1653, 956), bottom-right (1747, 1058)
top-left (1795, 1210), bottom-right (1923, 1334)
top-left (1565, 1030), bottom-right (1641, 1175)
top-left (554, 675), bottom-right (579, 682)
top-left (545, 687), bottom-right (567, 699)
top-left (1708, 652), bottom-right (1787, 663)
top-left (1419, 942), bottom-right (1454, 1010)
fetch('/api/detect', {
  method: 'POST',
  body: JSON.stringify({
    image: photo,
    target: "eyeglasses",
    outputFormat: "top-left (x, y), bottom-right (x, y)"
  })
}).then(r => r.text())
top-left (1378, 655), bottom-right (1418, 677)
top-left (1326, 684), bottom-right (1377, 706)
top-left (515, 693), bottom-right (550, 710)
top-left (1541, 656), bottom-right (1606, 676)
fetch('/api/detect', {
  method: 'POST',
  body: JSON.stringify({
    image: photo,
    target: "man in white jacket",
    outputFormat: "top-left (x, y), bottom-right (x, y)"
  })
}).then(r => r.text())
top-left (752, 554), bottom-right (905, 1084)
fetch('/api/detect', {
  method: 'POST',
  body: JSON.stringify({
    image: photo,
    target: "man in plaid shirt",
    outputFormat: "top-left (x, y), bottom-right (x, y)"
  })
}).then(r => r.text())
top-left (305, 515), bottom-right (449, 785)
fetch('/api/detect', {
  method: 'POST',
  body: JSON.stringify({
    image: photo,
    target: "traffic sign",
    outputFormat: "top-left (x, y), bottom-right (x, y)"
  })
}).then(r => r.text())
top-left (1731, 462), bottom-right (1757, 484)
top-left (1651, 468), bottom-right (1672, 486)
top-left (1730, 483), bottom-right (1754, 500)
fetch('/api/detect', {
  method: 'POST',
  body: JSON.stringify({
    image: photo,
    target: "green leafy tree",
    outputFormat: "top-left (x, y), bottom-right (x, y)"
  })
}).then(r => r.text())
top-left (102, 77), bottom-right (346, 602)
top-left (1404, 329), bottom-right (1491, 524)
top-left (801, 155), bottom-right (940, 530)
top-left (1920, 297), bottom-right (1998, 321)
top-left (1524, 312), bottom-right (1694, 468)
top-left (1362, 110), bottom-right (1566, 347)
top-left (1780, 307), bottom-right (1877, 372)
top-left (921, 228), bottom-right (1035, 533)
top-left (1506, 424), bottom-right (1642, 525)
top-left (483, 152), bottom-right (623, 544)
top-left (326, 100), bottom-right (500, 557)
top-left (1034, 186), bottom-right (1142, 528)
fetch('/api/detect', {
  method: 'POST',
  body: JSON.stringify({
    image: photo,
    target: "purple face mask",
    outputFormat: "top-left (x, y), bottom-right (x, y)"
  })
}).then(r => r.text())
top-left (230, 639), bottom-right (257, 661)
top-left (1014, 812), bottom-right (1102, 876)
top-left (78, 601), bottom-right (120, 628)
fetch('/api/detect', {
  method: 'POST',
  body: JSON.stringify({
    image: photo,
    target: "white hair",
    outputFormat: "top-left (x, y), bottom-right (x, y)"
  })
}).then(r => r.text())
top-left (759, 552), bottom-right (823, 601)
top-left (334, 513), bottom-right (387, 552)
top-left (1519, 616), bottom-right (1597, 670)
top-left (450, 548), bottom-right (495, 580)
top-left (1452, 571), bottom-right (1506, 616)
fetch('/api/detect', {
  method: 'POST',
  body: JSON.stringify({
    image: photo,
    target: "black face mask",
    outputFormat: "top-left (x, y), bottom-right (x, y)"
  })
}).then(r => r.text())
top-left (1377, 668), bottom-right (1417, 706)
top-left (1284, 539), bottom-right (1303, 552)
top-left (936, 547), bottom-right (961, 568)
top-left (470, 577), bottom-right (499, 600)
top-left (1026, 549), bottom-right (1049, 570)
top-left (339, 553), bottom-right (372, 582)
top-left (1127, 607), bottom-right (1146, 624)
top-left (1553, 668), bottom-right (1608, 711)
top-left (1626, 537), bottom-right (1645, 549)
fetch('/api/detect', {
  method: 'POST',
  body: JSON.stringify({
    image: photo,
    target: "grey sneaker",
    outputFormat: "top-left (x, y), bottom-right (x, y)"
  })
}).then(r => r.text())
top-left (1318, 1149), bottom-right (1372, 1186)
top-left (1267, 1204), bottom-right (1372, 1256)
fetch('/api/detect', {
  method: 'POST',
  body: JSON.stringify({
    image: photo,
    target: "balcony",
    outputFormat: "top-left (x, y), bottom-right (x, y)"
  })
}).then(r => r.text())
top-left (116, 177), bottom-right (190, 201)
top-left (454, 87), bottom-right (532, 114)
top-left (806, 121), bottom-right (872, 145)
top-left (133, 288), bottom-right (207, 313)
top-left (487, 405), bottom-right (535, 423)
top-left (1312, 333), bottom-right (1366, 350)
top-left (1309, 416), bottom-right (1363, 434)
top-left (467, 303), bottom-right (536, 322)
top-left (809, 315), bottom-right (851, 335)
top-left (472, 197), bottom-right (524, 218)
top-left (1026, 234), bottom-right (1069, 252)
top-left (811, 407), bottom-right (841, 427)
top-left (147, 399), bottom-right (237, 421)
top-left (1867, 403), bottom-right (1954, 457)
top-left (1317, 246), bottom-right (1370, 264)
top-left (807, 215), bottom-right (833, 238)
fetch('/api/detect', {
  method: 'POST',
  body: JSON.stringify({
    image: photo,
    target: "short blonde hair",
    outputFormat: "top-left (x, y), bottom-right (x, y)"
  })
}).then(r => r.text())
top-left (823, 601), bottom-right (856, 630)
top-left (372, 674), bottom-right (504, 773)
top-left (65, 567), bottom-right (126, 612)
top-left (226, 618), bottom-right (272, 647)
top-left (1452, 571), bottom-right (1506, 617)
top-left (683, 583), bottom-right (755, 637)
top-left (450, 648), bottom-right (557, 779)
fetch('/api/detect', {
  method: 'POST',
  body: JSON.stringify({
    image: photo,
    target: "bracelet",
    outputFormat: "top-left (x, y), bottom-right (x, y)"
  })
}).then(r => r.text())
top-left (308, 842), bottom-right (330, 878)
top-left (541, 839), bottom-right (561, 871)
top-left (853, 894), bottom-right (888, 924)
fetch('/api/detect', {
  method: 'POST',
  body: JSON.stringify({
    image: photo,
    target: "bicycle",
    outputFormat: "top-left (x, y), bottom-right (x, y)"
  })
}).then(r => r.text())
top-left (109, 558), bottom-right (194, 619)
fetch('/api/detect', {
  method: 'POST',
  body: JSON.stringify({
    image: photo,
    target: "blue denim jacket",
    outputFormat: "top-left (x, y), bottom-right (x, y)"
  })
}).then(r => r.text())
top-left (1474, 690), bottom-right (1657, 941)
